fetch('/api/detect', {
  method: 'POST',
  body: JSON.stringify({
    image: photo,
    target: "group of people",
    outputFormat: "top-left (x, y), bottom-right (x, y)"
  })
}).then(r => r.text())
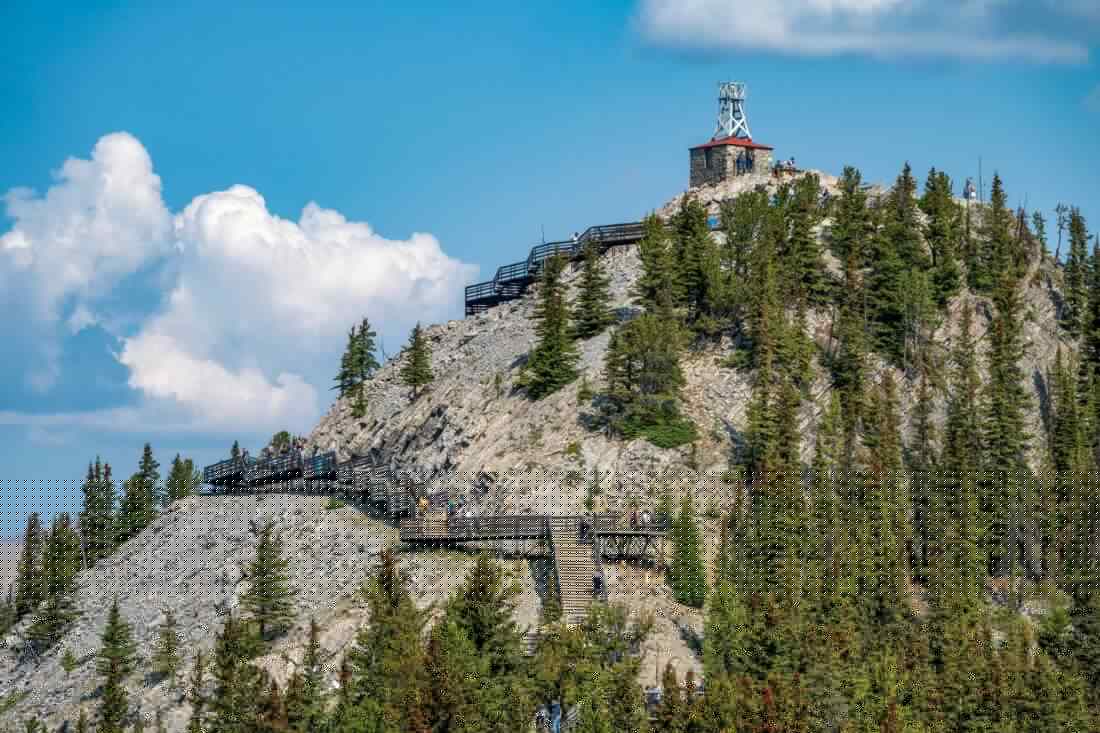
top-left (773, 156), bottom-right (798, 175)
top-left (259, 435), bottom-right (307, 461)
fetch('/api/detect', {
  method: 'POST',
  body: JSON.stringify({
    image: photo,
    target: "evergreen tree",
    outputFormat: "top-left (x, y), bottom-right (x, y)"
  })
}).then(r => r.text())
top-left (97, 598), bottom-right (138, 733)
top-left (671, 194), bottom-right (717, 324)
top-left (80, 458), bottom-right (117, 566)
top-left (780, 173), bottom-right (828, 306)
top-left (653, 662), bottom-right (685, 733)
top-left (1081, 240), bottom-right (1100, 384)
top-left (165, 455), bottom-right (200, 504)
top-left (1063, 208), bottom-right (1090, 336)
top-left (860, 372), bottom-right (911, 625)
top-left (344, 550), bottom-right (430, 732)
top-left (832, 230), bottom-right (869, 470)
top-left (942, 300), bottom-right (984, 477)
top-left (443, 553), bottom-right (525, 675)
top-left (718, 186), bottom-right (770, 327)
top-left (668, 495), bottom-right (707, 608)
top-left (399, 322), bottom-right (434, 399)
top-left (151, 610), bottom-right (182, 686)
top-left (520, 254), bottom-right (579, 399)
top-left (285, 618), bottom-right (328, 733)
top-left (633, 214), bottom-right (680, 318)
top-left (601, 314), bottom-right (695, 448)
top-left (207, 615), bottom-right (268, 733)
top-left (425, 618), bottom-right (487, 733)
top-left (866, 163), bottom-right (923, 363)
top-left (138, 443), bottom-right (162, 507)
top-left (27, 513), bottom-right (82, 649)
top-left (14, 512), bottom-right (44, 620)
top-left (919, 167), bottom-right (962, 305)
top-left (333, 326), bottom-right (359, 397)
top-left (574, 242), bottom-right (615, 338)
top-left (241, 522), bottom-right (296, 641)
top-left (185, 652), bottom-right (208, 733)
top-left (230, 441), bottom-right (241, 461)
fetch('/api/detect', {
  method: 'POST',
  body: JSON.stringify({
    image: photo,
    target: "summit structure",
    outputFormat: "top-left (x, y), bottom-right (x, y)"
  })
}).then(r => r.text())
top-left (689, 81), bottom-right (774, 188)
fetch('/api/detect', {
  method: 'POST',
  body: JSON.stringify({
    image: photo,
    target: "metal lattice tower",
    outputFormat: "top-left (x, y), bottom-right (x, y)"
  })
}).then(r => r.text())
top-left (714, 81), bottom-right (751, 140)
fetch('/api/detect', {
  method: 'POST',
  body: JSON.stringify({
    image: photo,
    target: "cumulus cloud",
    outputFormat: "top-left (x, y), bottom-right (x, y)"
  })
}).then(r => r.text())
top-left (637, 0), bottom-right (1099, 63)
top-left (2, 134), bottom-right (476, 435)
top-left (0, 132), bottom-right (172, 389)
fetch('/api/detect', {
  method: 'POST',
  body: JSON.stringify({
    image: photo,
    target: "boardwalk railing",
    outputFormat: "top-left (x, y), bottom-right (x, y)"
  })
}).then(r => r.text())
top-left (398, 514), bottom-right (549, 543)
top-left (592, 512), bottom-right (671, 535)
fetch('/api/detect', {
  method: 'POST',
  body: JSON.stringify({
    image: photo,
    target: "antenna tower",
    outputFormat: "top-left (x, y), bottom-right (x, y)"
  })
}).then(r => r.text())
top-left (714, 81), bottom-right (751, 140)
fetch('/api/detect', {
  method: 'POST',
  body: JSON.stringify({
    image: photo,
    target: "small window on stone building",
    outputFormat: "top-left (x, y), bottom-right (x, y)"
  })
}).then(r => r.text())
top-left (704, 148), bottom-right (714, 170)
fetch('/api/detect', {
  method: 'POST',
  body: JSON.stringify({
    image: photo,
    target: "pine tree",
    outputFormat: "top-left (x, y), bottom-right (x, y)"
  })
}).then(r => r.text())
top-left (345, 549), bottom-right (430, 731)
top-left (671, 194), bottom-right (716, 322)
top-left (861, 372), bottom-right (910, 625)
top-left (80, 458), bottom-right (117, 566)
top-left (1063, 208), bottom-right (1090, 336)
top-left (97, 598), bottom-right (138, 733)
top-left (833, 237), bottom-right (869, 472)
top-left (601, 314), bottom-right (695, 448)
top-left (781, 173), bottom-right (828, 306)
top-left (285, 618), bottom-right (327, 733)
top-left (241, 522), bottom-right (296, 641)
top-left (983, 176), bottom-right (1032, 485)
top-left (185, 652), bottom-right (208, 733)
top-left (573, 242), bottom-right (615, 339)
top-left (520, 254), bottom-right (579, 399)
top-left (919, 168), bottom-right (962, 305)
top-left (1081, 240), bottom-right (1100, 382)
top-left (425, 618), bottom-right (490, 733)
top-left (399, 322), bottom-right (434, 399)
top-left (165, 455), bottom-right (200, 504)
top-left (443, 553), bottom-right (525, 675)
top-left (333, 326), bottom-right (358, 398)
top-left (138, 443), bottom-right (162, 507)
top-left (866, 163), bottom-right (922, 363)
top-left (633, 213), bottom-right (680, 318)
top-left (668, 495), bottom-right (707, 608)
top-left (207, 615), bottom-right (268, 733)
top-left (654, 662), bottom-right (685, 733)
top-left (14, 512), bottom-right (44, 620)
top-left (230, 441), bottom-right (241, 461)
top-left (718, 187), bottom-right (770, 327)
top-left (27, 513), bottom-right (82, 649)
top-left (151, 610), bottom-right (182, 686)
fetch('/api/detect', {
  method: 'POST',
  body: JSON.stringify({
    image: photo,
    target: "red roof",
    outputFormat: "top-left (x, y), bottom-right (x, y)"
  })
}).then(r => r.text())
top-left (690, 135), bottom-right (774, 151)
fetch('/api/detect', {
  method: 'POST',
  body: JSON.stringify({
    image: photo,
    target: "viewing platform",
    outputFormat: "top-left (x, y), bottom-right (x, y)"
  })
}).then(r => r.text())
top-left (464, 218), bottom-right (723, 316)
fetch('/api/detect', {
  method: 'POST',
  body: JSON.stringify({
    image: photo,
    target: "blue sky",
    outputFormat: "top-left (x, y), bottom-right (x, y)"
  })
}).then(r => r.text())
top-left (1, 0), bottom-right (1098, 535)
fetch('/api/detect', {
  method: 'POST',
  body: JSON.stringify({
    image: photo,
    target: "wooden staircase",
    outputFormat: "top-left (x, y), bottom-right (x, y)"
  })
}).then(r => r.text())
top-left (548, 518), bottom-right (599, 625)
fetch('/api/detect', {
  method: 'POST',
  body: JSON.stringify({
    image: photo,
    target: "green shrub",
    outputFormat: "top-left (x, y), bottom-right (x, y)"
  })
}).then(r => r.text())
top-left (326, 497), bottom-right (347, 511)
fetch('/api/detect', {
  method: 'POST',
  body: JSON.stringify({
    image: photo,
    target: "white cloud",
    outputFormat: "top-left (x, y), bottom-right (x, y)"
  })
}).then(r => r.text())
top-left (0, 132), bottom-right (173, 389)
top-left (637, 0), bottom-right (1098, 63)
top-left (2, 134), bottom-right (477, 436)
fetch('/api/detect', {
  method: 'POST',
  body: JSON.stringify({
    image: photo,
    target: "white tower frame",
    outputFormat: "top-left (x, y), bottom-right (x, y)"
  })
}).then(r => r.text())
top-left (714, 81), bottom-right (751, 140)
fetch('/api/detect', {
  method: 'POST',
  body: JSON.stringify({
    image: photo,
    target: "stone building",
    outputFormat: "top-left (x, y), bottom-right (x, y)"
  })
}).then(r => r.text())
top-left (689, 135), bottom-right (774, 188)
